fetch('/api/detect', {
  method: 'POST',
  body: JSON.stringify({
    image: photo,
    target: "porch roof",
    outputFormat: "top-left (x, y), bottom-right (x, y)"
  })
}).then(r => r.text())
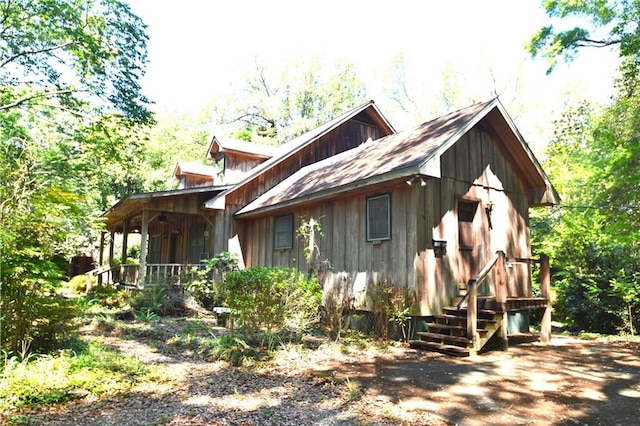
top-left (235, 98), bottom-right (559, 218)
top-left (103, 185), bottom-right (231, 232)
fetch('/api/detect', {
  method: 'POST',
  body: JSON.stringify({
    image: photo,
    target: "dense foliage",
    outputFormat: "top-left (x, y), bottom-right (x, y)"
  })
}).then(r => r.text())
top-left (0, 0), bottom-right (153, 355)
top-left (219, 267), bottom-right (322, 339)
top-left (531, 0), bottom-right (640, 334)
top-left (532, 100), bottom-right (640, 334)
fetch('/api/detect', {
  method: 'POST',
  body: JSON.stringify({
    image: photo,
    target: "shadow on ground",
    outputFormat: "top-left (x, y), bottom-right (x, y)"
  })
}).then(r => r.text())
top-left (324, 335), bottom-right (640, 425)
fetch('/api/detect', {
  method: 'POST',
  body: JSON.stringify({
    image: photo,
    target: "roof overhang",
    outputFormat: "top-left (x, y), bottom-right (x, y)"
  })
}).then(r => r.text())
top-left (205, 101), bottom-right (397, 212)
top-left (235, 165), bottom-right (427, 219)
top-left (103, 185), bottom-right (232, 231)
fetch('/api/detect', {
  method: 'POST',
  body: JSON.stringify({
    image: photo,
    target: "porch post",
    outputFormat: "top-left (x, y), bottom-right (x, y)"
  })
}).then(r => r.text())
top-left (98, 232), bottom-right (105, 285)
top-left (540, 253), bottom-right (552, 344)
top-left (213, 210), bottom-right (225, 255)
top-left (109, 231), bottom-right (115, 267)
top-left (109, 231), bottom-right (115, 284)
top-left (496, 251), bottom-right (508, 351)
top-left (467, 279), bottom-right (478, 351)
top-left (139, 209), bottom-right (149, 288)
top-left (121, 219), bottom-right (129, 283)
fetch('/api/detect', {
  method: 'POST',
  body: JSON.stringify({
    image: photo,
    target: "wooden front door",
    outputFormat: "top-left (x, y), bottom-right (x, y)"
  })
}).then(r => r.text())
top-left (458, 200), bottom-right (481, 293)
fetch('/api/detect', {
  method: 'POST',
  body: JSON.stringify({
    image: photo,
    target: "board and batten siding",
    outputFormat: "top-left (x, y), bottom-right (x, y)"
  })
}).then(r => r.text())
top-left (227, 120), bottom-right (385, 208)
top-left (416, 128), bottom-right (532, 315)
top-left (238, 127), bottom-right (536, 317)
top-left (239, 182), bottom-right (418, 312)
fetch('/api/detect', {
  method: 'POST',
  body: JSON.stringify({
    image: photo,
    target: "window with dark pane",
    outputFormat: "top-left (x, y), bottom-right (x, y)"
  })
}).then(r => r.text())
top-left (458, 200), bottom-right (478, 250)
top-left (274, 214), bottom-right (294, 250)
top-left (367, 194), bottom-right (391, 241)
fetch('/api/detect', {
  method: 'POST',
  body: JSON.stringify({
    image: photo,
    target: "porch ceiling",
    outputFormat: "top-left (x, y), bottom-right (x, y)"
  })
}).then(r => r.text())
top-left (103, 186), bottom-right (231, 233)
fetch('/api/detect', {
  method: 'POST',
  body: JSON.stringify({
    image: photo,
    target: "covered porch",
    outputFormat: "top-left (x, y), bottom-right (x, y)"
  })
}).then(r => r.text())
top-left (96, 186), bottom-right (231, 287)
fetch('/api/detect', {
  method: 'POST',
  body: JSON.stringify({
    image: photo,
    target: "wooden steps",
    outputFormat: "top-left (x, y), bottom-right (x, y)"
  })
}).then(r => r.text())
top-left (410, 301), bottom-right (503, 357)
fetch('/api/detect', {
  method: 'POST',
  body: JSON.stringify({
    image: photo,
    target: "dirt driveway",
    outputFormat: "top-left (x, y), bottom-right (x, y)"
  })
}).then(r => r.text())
top-left (20, 321), bottom-right (640, 426)
top-left (326, 335), bottom-right (640, 425)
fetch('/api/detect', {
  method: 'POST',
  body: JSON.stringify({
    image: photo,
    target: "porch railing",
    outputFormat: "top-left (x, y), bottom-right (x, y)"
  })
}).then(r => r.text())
top-left (86, 263), bottom-right (208, 289)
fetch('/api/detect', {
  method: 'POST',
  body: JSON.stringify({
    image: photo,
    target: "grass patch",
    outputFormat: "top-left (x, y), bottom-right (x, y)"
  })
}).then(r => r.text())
top-left (0, 341), bottom-right (161, 412)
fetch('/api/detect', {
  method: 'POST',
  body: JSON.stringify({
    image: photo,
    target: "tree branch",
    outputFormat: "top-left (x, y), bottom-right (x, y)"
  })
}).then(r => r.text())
top-left (0, 89), bottom-right (77, 111)
top-left (0, 41), bottom-right (75, 70)
top-left (573, 38), bottom-right (621, 48)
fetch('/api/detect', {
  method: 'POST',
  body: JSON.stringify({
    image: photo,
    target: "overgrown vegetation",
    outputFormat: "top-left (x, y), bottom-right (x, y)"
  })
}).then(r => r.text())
top-left (0, 341), bottom-right (160, 413)
top-left (219, 266), bottom-right (322, 341)
top-left (528, 0), bottom-right (640, 335)
top-left (0, 0), bottom-right (155, 357)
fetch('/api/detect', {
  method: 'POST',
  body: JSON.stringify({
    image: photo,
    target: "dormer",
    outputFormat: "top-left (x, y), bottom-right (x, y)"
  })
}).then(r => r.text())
top-left (207, 136), bottom-right (277, 184)
top-left (173, 162), bottom-right (218, 189)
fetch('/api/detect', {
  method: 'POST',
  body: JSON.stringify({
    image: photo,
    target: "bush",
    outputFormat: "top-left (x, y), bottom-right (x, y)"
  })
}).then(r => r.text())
top-left (86, 285), bottom-right (129, 309)
top-left (219, 267), bottom-right (322, 339)
top-left (130, 284), bottom-right (168, 316)
top-left (1, 285), bottom-right (80, 356)
top-left (370, 280), bottom-right (413, 341)
top-left (130, 282), bottom-right (200, 317)
top-left (66, 275), bottom-right (95, 294)
top-left (204, 336), bottom-right (258, 367)
top-left (185, 252), bottom-right (239, 309)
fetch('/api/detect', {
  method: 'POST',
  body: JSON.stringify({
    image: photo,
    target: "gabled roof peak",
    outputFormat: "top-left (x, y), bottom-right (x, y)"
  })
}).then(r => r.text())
top-left (207, 136), bottom-right (278, 160)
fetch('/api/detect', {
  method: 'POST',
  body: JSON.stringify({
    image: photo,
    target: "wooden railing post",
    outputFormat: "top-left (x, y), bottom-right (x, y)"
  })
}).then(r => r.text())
top-left (540, 253), bottom-right (551, 344)
top-left (495, 251), bottom-right (508, 351)
top-left (467, 279), bottom-right (478, 350)
top-left (139, 209), bottom-right (149, 288)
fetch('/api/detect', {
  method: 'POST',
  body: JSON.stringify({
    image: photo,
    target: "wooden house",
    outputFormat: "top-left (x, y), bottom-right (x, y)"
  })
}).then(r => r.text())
top-left (100, 98), bottom-right (557, 355)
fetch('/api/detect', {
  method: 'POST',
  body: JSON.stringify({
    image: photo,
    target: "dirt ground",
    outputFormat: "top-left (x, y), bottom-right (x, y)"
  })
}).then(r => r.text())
top-left (17, 319), bottom-right (640, 426)
top-left (326, 335), bottom-right (640, 425)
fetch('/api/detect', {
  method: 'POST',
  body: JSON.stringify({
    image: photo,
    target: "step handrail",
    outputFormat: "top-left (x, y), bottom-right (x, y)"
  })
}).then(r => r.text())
top-left (456, 251), bottom-right (502, 310)
top-left (456, 251), bottom-right (506, 351)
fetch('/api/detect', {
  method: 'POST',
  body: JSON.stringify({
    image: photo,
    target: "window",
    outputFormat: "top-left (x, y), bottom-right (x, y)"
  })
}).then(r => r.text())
top-left (187, 223), bottom-right (205, 263)
top-left (458, 200), bottom-right (479, 250)
top-left (367, 194), bottom-right (391, 241)
top-left (274, 214), bottom-right (294, 250)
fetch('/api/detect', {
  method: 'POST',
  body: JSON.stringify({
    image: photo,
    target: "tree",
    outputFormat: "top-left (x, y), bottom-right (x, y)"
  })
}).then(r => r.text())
top-left (528, 0), bottom-right (640, 334)
top-left (0, 0), bottom-right (152, 123)
top-left (0, 0), bottom-right (153, 355)
top-left (205, 57), bottom-right (368, 144)
top-left (531, 98), bottom-right (640, 334)
top-left (526, 0), bottom-right (638, 88)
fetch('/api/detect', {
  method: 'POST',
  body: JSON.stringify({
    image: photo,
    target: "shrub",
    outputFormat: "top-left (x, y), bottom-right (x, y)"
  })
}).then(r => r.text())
top-left (130, 284), bottom-right (166, 316)
top-left (186, 252), bottom-right (239, 309)
top-left (219, 267), bottom-right (322, 339)
top-left (370, 280), bottom-right (414, 341)
top-left (66, 275), bottom-right (95, 294)
top-left (204, 336), bottom-right (258, 367)
top-left (0, 342), bottom-right (155, 412)
top-left (1, 286), bottom-right (80, 356)
top-left (86, 285), bottom-right (129, 309)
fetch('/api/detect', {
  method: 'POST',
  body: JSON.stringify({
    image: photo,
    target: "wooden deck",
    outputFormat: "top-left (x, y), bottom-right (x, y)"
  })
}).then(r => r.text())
top-left (477, 297), bottom-right (549, 312)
